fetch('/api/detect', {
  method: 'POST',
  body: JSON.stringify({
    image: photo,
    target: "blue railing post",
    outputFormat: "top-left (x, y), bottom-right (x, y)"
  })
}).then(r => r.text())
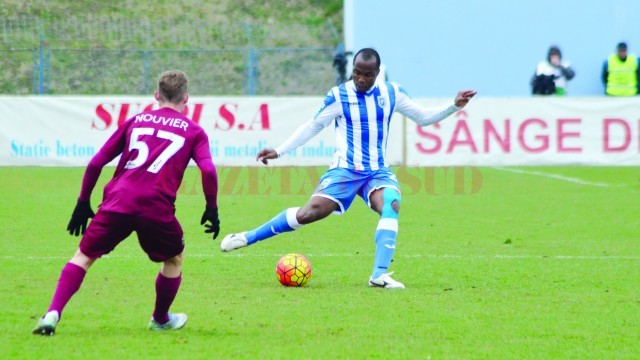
top-left (38, 41), bottom-right (45, 94)
top-left (248, 46), bottom-right (257, 95)
top-left (243, 23), bottom-right (258, 95)
top-left (35, 16), bottom-right (50, 95)
top-left (244, 46), bottom-right (254, 95)
top-left (44, 45), bottom-right (50, 94)
top-left (143, 49), bottom-right (151, 94)
top-left (32, 48), bottom-right (37, 94)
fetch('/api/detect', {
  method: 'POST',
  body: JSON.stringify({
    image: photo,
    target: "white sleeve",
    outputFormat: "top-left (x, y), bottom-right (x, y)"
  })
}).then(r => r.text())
top-left (274, 119), bottom-right (326, 156)
top-left (275, 89), bottom-right (341, 156)
top-left (394, 85), bottom-right (460, 126)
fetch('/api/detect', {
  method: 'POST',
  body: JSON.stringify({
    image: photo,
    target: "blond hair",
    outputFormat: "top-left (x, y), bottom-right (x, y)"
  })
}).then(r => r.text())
top-left (157, 70), bottom-right (188, 104)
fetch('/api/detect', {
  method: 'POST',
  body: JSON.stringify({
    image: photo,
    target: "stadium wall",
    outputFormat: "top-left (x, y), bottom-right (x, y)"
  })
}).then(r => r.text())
top-left (344, 0), bottom-right (640, 97)
top-left (2, 96), bottom-right (639, 167)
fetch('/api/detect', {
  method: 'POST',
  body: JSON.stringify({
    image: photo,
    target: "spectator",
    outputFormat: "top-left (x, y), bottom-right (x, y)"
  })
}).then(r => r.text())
top-left (531, 45), bottom-right (575, 95)
top-left (332, 43), bottom-right (350, 85)
top-left (602, 42), bottom-right (640, 96)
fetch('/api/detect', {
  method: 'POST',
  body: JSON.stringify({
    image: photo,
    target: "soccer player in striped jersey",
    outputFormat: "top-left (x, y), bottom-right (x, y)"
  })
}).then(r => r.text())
top-left (221, 48), bottom-right (476, 289)
top-left (33, 71), bottom-right (220, 335)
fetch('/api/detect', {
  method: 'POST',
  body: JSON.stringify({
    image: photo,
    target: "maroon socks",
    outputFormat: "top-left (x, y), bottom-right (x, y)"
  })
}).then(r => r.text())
top-left (46, 262), bottom-right (182, 325)
top-left (152, 272), bottom-right (182, 324)
top-left (47, 262), bottom-right (87, 317)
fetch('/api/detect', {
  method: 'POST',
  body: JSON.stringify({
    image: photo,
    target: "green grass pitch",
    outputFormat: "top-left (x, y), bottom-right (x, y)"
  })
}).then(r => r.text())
top-left (1, 166), bottom-right (639, 359)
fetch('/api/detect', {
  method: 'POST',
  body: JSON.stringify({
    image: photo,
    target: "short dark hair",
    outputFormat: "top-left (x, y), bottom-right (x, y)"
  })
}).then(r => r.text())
top-left (353, 48), bottom-right (381, 69)
top-left (617, 42), bottom-right (628, 51)
top-left (548, 45), bottom-right (562, 60)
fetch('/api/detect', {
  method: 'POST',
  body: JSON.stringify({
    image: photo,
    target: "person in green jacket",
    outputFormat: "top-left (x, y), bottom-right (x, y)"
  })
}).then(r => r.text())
top-left (602, 42), bottom-right (640, 96)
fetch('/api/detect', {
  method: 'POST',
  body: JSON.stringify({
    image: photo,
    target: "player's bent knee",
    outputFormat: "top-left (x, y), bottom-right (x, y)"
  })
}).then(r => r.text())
top-left (297, 207), bottom-right (324, 224)
top-left (165, 252), bottom-right (183, 266)
top-left (161, 253), bottom-right (183, 278)
top-left (70, 249), bottom-right (96, 270)
top-left (382, 187), bottom-right (401, 217)
top-left (298, 202), bottom-right (334, 224)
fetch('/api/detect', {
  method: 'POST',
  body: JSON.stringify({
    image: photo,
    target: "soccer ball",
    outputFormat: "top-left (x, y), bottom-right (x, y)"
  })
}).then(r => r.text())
top-left (276, 253), bottom-right (312, 287)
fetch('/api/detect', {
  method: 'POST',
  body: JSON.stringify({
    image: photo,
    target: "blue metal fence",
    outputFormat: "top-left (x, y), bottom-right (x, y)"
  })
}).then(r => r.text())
top-left (0, 16), bottom-right (342, 96)
top-left (36, 47), bottom-right (335, 95)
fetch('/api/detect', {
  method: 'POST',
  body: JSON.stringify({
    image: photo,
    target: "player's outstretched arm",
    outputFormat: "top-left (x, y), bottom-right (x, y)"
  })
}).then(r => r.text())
top-left (454, 90), bottom-right (477, 109)
top-left (397, 87), bottom-right (477, 127)
top-left (256, 149), bottom-right (278, 165)
top-left (258, 92), bottom-right (338, 165)
top-left (259, 117), bottom-right (330, 165)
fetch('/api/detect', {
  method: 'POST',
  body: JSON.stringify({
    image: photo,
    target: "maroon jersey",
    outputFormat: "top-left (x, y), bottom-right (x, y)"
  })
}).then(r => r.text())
top-left (79, 107), bottom-right (217, 221)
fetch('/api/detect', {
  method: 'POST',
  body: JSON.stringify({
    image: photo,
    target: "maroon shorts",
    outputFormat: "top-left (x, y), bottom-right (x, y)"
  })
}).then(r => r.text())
top-left (79, 211), bottom-right (184, 262)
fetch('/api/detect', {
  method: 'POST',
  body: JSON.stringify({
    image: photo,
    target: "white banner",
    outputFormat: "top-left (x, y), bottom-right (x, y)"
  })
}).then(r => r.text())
top-left (406, 97), bottom-right (640, 166)
top-left (0, 96), bottom-right (404, 167)
top-left (1, 96), bottom-right (639, 166)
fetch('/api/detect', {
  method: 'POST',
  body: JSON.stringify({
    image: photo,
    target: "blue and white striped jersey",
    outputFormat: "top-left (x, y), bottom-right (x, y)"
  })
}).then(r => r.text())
top-left (312, 80), bottom-right (458, 171)
top-left (317, 80), bottom-right (399, 170)
top-left (274, 80), bottom-right (459, 171)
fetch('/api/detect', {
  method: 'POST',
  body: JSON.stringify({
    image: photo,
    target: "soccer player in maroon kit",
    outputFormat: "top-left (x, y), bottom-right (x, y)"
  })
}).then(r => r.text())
top-left (32, 70), bottom-right (220, 335)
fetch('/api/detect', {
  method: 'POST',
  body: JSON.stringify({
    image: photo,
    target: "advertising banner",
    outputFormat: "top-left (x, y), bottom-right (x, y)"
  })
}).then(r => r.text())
top-left (1, 96), bottom-right (638, 166)
top-left (1, 96), bottom-right (405, 167)
top-left (406, 97), bottom-right (640, 166)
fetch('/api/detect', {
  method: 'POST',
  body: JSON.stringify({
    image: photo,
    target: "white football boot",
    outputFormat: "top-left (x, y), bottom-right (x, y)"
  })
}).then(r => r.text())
top-left (220, 232), bottom-right (248, 252)
top-left (32, 311), bottom-right (59, 336)
top-left (368, 272), bottom-right (405, 289)
top-left (148, 313), bottom-right (188, 331)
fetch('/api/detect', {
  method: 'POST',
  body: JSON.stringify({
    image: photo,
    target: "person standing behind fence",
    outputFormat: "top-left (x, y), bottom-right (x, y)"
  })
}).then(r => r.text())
top-left (32, 70), bottom-right (221, 336)
top-left (531, 45), bottom-right (575, 95)
top-left (602, 42), bottom-right (640, 96)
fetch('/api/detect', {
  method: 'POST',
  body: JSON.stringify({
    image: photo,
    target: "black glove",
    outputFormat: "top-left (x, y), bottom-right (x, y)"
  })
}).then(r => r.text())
top-left (67, 200), bottom-right (95, 236)
top-left (200, 207), bottom-right (220, 240)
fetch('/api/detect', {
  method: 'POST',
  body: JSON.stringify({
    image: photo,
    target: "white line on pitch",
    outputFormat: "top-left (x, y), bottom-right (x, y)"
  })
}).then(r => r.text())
top-left (490, 167), bottom-right (614, 187)
top-left (3, 254), bottom-right (639, 260)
